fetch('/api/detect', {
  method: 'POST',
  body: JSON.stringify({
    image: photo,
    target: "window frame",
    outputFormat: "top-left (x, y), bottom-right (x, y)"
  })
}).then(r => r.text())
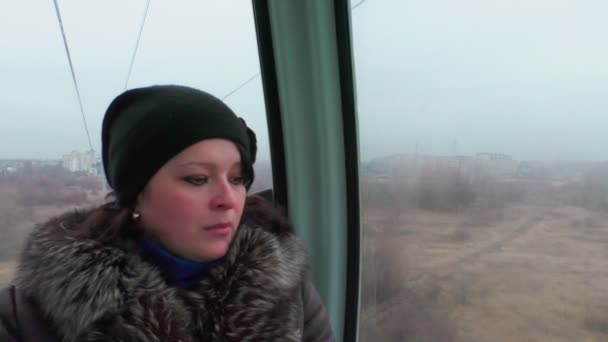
top-left (252, 1), bottom-right (361, 341)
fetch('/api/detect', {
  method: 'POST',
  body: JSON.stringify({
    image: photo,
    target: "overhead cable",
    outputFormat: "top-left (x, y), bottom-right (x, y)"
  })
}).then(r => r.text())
top-left (221, 0), bottom-right (370, 101)
top-left (52, 0), bottom-right (94, 152)
top-left (124, 0), bottom-right (151, 90)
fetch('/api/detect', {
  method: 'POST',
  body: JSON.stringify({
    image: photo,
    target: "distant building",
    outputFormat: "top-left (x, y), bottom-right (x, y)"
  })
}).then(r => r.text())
top-left (1, 166), bottom-right (17, 174)
top-left (0, 159), bottom-right (60, 174)
top-left (475, 152), bottom-right (512, 161)
top-left (474, 152), bottom-right (517, 178)
top-left (362, 151), bottom-right (520, 185)
top-left (62, 150), bottom-right (99, 174)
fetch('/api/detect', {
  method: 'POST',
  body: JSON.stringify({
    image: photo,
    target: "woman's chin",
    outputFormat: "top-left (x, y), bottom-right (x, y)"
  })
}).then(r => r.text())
top-left (194, 242), bottom-right (229, 262)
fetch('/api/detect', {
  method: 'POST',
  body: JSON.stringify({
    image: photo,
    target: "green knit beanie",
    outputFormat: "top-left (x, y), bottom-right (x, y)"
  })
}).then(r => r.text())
top-left (101, 85), bottom-right (257, 207)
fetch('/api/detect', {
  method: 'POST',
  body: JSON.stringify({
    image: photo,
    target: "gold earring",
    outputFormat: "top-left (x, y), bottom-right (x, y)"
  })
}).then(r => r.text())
top-left (132, 211), bottom-right (141, 222)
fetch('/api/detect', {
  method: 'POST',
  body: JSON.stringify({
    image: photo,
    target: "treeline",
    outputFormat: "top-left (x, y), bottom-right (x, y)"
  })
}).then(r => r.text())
top-left (0, 164), bottom-right (103, 207)
top-left (362, 167), bottom-right (523, 212)
top-left (362, 162), bottom-right (608, 213)
top-left (565, 162), bottom-right (608, 211)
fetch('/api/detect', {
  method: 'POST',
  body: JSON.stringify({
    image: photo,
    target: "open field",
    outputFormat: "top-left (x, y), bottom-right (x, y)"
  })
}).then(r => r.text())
top-left (0, 261), bottom-right (16, 285)
top-left (0, 175), bottom-right (106, 286)
top-left (0, 202), bottom-right (100, 286)
top-left (361, 203), bottom-right (608, 341)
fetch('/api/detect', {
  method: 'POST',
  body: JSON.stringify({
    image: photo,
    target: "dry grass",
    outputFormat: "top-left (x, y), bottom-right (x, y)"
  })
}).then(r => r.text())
top-left (0, 261), bottom-right (16, 286)
top-left (361, 202), bottom-right (608, 341)
top-left (584, 305), bottom-right (608, 335)
top-left (0, 180), bottom-right (98, 286)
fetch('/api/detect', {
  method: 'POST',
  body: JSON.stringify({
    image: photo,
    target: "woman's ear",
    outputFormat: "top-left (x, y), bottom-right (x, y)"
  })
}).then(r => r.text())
top-left (132, 192), bottom-right (146, 223)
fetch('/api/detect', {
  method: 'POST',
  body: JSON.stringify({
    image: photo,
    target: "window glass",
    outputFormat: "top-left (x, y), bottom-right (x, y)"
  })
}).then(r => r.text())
top-left (353, 1), bottom-right (608, 340)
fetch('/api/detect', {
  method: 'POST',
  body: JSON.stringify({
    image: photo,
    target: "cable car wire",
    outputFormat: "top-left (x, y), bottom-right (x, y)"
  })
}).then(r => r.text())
top-left (221, 0), bottom-right (369, 102)
top-left (124, 0), bottom-right (151, 90)
top-left (221, 72), bottom-right (260, 101)
top-left (351, 0), bottom-right (369, 10)
top-left (52, 0), bottom-right (94, 152)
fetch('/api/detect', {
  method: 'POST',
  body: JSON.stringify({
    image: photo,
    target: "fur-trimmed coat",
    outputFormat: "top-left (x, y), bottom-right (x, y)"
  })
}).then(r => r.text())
top-left (0, 197), bottom-right (335, 341)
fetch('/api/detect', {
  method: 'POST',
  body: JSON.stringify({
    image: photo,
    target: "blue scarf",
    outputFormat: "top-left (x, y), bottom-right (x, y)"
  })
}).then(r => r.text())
top-left (142, 239), bottom-right (224, 289)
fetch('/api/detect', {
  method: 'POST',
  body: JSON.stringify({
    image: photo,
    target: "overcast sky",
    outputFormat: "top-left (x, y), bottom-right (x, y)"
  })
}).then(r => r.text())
top-left (1, 0), bottom-right (607, 162)
top-left (1, 1), bottom-right (267, 160)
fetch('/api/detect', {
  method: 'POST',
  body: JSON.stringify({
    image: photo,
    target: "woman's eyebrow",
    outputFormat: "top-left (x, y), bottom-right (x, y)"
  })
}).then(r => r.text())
top-left (178, 161), bottom-right (216, 168)
top-left (178, 161), bottom-right (242, 169)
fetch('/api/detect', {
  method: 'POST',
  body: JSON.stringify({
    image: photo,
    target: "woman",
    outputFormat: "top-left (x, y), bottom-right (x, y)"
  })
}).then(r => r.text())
top-left (0, 85), bottom-right (335, 341)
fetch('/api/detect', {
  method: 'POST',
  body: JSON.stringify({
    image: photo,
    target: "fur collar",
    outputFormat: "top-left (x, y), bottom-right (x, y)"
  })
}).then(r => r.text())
top-left (15, 196), bottom-right (308, 341)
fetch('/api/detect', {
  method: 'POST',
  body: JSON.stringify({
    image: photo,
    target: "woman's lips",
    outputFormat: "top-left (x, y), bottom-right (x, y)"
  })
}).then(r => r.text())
top-left (205, 222), bottom-right (231, 236)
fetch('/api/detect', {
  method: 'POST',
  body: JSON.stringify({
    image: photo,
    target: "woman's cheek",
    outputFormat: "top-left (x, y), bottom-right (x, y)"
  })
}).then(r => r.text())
top-left (164, 190), bottom-right (203, 216)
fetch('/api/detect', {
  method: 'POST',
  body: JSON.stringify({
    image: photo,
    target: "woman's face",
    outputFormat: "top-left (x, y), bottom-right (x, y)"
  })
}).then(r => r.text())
top-left (136, 139), bottom-right (247, 262)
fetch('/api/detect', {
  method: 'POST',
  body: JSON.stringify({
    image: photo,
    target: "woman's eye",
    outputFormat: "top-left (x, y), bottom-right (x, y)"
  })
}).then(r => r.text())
top-left (184, 176), bottom-right (208, 185)
top-left (230, 176), bottom-right (245, 185)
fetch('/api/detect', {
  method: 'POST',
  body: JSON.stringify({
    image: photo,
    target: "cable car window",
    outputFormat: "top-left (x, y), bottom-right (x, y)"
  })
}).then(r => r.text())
top-left (352, 0), bottom-right (608, 340)
top-left (0, 1), bottom-right (271, 286)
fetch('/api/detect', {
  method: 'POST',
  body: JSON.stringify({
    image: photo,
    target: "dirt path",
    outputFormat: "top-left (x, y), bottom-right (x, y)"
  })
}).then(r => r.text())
top-left (363, 205), bottom-right (608, 341)
top-left (362, 207), bottom-right (551, 324)
top-left (448, 214), bottom-right (545, 272)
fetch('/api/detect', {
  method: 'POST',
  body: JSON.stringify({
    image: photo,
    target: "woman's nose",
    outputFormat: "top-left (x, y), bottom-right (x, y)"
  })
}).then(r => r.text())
top-left (209, 180), bottom-right (236, 210)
